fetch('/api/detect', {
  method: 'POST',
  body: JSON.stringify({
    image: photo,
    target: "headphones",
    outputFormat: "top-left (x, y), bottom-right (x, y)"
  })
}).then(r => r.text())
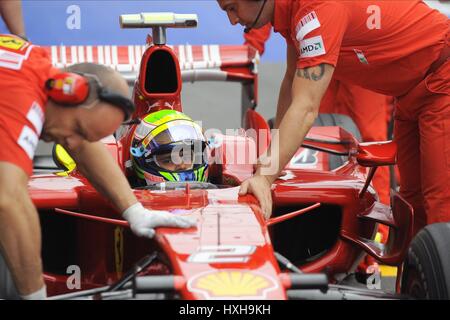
top-left (45, 72), bottom-right (135, 121)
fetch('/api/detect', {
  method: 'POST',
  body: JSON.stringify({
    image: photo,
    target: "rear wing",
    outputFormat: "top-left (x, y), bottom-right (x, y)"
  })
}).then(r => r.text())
top-left (43, 44), bottom-right (258, 83)
top-left (42, 44), bottom-right (259, 125)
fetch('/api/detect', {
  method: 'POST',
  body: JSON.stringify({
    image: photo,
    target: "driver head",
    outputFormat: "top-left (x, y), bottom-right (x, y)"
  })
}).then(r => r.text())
top-left (130, 110), bottom-right (209, 185)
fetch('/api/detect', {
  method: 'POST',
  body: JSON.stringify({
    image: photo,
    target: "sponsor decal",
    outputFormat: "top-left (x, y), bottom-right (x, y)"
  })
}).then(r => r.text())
top-left (188, 270), bottom-right (278, 299)
top-left (53, 77), bottom-right (77, 95)
top-left (0, 35), bottom-right (27, 51)
top-left (300, 36), bottom-right (326, 58)
top-left (0, 49), bottom-right (24, 70)
top-left (354, 49), bottom-right (369, 64)
top-left (26, 102), bottom-right (44, 134)
top-left (289, 149), bottom-right (319, 168)
top-left (188, 245), bottom-right (256, 264)
top-left (296, 11), bottom-right (321, 41)
top-left (17, 125), bottom-right (39, 159)
top-left (0, 36), bottom-right (33, 70)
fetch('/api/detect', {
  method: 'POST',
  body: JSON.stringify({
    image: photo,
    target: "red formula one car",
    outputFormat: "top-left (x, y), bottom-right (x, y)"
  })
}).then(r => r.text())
top-left (31, 12), bottom-right (450, 300)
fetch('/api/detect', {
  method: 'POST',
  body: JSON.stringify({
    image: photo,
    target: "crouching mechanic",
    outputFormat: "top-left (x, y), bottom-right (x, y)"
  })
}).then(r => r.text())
top-left (0, 35), bottom-right (196, 300)
top-left (129, 110), bottom-right (209, 186)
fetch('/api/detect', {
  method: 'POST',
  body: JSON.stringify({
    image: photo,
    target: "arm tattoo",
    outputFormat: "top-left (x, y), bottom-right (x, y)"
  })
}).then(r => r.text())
top-left (296, 64), bottom-right (326, 81)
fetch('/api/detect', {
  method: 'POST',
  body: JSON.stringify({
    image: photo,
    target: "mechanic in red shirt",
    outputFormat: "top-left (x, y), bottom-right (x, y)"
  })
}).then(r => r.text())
top-left (244, 23), bottom-right (391, 207)
top-left (219, 0), bottom-right (449, 234)
top-left (0, 35), bottom-right (196, 300)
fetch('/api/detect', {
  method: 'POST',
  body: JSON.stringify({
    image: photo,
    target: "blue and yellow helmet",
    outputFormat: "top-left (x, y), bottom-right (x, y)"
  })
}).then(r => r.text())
top-left (130, 110), bottom-right (208, 184)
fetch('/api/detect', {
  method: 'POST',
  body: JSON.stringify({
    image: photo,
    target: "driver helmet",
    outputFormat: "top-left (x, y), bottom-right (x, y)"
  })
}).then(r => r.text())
top-left (130, 110), bottom-right (208, 184)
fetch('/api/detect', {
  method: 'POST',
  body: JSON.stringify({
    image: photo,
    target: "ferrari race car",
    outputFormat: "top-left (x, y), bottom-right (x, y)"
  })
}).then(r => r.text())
top-left (31, 12), bottom-right (450, 300)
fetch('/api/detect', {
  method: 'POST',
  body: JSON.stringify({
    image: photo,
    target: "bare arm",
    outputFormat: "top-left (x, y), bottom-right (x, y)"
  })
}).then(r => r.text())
top-left (241, 63), bottom-right (335, 217)
top-left (65, 141), bottom-right (138, 213)
top-left (274, 43), bottom-right (297, 129)
top-left (0, 163), bottom-right (44, 296)
top-left (0, 0), bottom-right (26, 38)
top-left (63, 141), bottom-right (196, 238)
top-left (261, 63), bottom-right (335, 181)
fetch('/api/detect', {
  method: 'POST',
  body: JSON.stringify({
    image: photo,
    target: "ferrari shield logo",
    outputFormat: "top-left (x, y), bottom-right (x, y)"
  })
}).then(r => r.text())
top-left (0, 36), bottom-right (26, 51)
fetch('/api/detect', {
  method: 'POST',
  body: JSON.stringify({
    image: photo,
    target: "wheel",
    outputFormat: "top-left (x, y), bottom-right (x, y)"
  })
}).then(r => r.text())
top-left (401, 222), bottom-right (450, 299)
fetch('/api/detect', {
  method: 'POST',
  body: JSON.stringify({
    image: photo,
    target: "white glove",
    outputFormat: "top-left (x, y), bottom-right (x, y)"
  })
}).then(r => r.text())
top-left (122, 202), bottom-right (197, 238)
top-left (20, 285), bottom-right (47, 300)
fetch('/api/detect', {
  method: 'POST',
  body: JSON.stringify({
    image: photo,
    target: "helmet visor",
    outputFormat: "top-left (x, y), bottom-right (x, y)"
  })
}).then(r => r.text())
top-left (153, 149), bottom-right (195, 171)
top-left (141, 120), bottom-right (205, 154)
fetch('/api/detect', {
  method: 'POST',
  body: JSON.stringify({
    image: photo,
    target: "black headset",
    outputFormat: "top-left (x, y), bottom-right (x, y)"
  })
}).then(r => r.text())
top-left (96, 85), bottom-right (135, 121)
top-left (46, 72), bottom-right (135, 121)
top-left (244, 0), bottom-right (269, 34)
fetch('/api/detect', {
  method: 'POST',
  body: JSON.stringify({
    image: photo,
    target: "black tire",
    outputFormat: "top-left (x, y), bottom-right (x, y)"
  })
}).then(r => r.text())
top-left (401, 223), bottom-right (450, 299)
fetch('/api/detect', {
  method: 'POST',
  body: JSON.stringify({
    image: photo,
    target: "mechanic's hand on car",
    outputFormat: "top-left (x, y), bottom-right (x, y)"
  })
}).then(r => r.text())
top-left (239, 175), bottom-right (273, 219)
top-left (122, 202), bottom-right (197, 238)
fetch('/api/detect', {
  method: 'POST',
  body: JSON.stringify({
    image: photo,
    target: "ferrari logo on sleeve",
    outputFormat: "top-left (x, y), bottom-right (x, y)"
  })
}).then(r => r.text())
top-left (300, 35), bottom-right (326, 58)
top-left (0, 36), bottom-right (32, 70)
top-left (188, 270), bottom-right (278, 299)
top-left (0, 36), bottom-right (27, 51)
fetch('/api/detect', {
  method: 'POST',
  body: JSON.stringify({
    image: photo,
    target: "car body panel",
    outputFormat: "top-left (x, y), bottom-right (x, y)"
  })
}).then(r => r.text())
top-left (33, 16), bottom-right (413, 299)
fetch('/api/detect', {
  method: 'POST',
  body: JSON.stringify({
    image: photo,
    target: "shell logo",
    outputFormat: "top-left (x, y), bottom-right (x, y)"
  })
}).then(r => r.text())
top-left (188, 270), bottom-right (278, 299)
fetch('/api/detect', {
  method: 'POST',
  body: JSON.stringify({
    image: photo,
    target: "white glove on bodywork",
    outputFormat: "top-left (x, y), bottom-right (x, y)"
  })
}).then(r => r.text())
top-left (122, 202), bottom-right (197, 238)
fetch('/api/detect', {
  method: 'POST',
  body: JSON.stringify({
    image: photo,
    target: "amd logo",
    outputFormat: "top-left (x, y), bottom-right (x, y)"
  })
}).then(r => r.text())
top-left (301, 42), bottom-right (323, 55)
top-left (299, 36), bottom-right (326, 58)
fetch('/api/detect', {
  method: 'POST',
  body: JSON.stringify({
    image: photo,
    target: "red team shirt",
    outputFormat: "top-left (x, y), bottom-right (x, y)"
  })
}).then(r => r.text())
top-left (273, 0), bottom-right (448, 96)
top-left (273, 1), bottom-right (450, 227)
top-left (0, 34), bottom-right (58, 176)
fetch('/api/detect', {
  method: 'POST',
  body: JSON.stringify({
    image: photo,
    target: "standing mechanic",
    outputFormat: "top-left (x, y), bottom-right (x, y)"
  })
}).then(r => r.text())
top-left (0, 0), bottom-right (26, 40)
top-left (218, 0), bottom-right (449, 233)
top-left (244, 23), bottom-right (391, 207)
top-left (0, 35), bottom-right (196, 299)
